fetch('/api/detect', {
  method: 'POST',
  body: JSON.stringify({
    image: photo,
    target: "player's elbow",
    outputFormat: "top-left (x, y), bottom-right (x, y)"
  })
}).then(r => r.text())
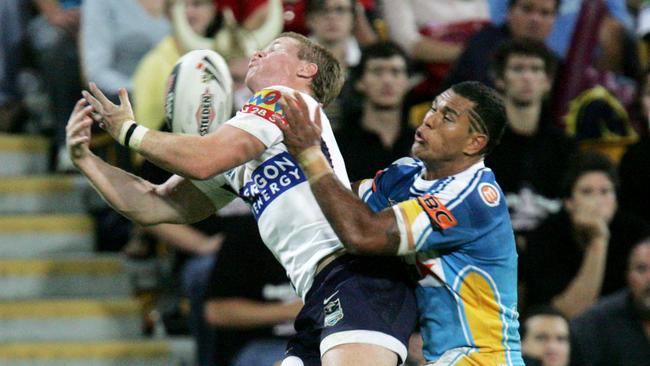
top-left (342, 232), bottom-right (384, 255)
top-left (183, 161), bottom-right (218, 180)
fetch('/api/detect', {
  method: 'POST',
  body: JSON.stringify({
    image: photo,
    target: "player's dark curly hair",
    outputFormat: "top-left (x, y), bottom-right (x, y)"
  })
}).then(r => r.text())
top-left (451, 81), bottom-right (507, 155)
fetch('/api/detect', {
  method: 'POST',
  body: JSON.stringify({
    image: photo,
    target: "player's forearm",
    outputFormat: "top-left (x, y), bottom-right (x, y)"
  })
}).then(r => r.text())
top-left (137, 126), bottom-right (263, 180)
top-left (74, 153), bottom-right (181, 225)
top-left (295, 146), bottom-right (399, 255)
top-left (204, 299), bottom-right (301, 329)
top-left (551, 239), bottom-right (608, 318)
top-left (310, 174), bottom-right (399, 255)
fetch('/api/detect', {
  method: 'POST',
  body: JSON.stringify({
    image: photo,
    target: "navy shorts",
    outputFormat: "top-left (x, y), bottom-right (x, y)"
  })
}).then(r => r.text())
top-left (283, 254), bottom-right (417, 366)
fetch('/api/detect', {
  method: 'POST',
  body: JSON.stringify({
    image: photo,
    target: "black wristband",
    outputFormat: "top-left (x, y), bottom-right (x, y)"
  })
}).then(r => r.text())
top-left (123, 123), bottom-right (138, 147)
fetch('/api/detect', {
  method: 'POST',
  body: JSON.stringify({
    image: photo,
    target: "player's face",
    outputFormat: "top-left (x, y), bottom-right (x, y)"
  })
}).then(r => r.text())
top-left (411, 90), bottom-right (482, 164)
top-left (308, 0), bottom-right (354, 44)
top-left (501, 55), bottom-right (550, 106)
top-left (184, 0), bottom-right (216, 35)
top-left (356, 56), bottom-right (409, 109)
top-left (628, 242), bottom-right (650, 317)
top-left (246, 37), bottom-right (303, 92)
top-left (507, 0), bottom-right (556, 41)
top-left (522, 315), bottom-right (570, 366)
top-left (567, 171), bottom-right (617, 224)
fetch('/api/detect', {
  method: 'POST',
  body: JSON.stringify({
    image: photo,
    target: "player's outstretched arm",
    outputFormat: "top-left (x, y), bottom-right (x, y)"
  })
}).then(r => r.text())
top-left (82, 83), bottom-right (266, 180)
top-left (67, 99), bottom-right (215, 225)
top-left (276, 93), bottom-right (401, 255)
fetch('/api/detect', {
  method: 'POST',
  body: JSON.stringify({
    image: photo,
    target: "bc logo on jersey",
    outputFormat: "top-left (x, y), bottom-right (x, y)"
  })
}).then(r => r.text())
top-left (239, 152), bottom-right (306, 219)
top-left (240, 88), bottom-right (286, 124)
top-left (417, 194), bottom-right (458, 230)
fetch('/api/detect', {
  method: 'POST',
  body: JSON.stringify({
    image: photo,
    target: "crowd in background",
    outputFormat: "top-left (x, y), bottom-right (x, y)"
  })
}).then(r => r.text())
top-left (1, 0), bottom-right (650, 365)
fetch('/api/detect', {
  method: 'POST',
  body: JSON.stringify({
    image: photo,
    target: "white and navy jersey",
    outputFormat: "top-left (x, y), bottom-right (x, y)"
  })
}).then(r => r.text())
top-left (358, 158), bottom-right (524, 365)
top-left (195, 85), bottom-right (350, 299)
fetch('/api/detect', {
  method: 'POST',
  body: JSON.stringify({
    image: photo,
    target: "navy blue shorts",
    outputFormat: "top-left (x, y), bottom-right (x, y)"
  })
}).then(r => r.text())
top-left (283, 254), bottom-right (417, 366)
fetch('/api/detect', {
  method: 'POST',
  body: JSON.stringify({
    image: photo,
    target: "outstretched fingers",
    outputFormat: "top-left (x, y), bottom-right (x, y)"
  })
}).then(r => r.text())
top-left (118, 87), bottom-right (133, 111)
top-left (88, 82), bottom-right (114, 108)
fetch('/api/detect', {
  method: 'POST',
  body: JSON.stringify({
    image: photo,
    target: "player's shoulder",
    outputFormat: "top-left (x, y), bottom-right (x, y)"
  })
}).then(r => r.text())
top-left (372, 157), bottom-right (423, 193)
top-left (434, 162), bottom-right (504, 212)
top-left (384, 157), bottom-right (423, 176)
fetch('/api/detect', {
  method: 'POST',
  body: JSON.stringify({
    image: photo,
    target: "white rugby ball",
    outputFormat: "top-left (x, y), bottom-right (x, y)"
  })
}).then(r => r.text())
top-left (165, 50), bottom-right (238, 210)
top-left (164, 49), bottom-right (233, 136)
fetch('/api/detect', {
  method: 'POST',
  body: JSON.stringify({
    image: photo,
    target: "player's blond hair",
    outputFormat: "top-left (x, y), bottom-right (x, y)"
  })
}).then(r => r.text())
top-left (280, 32), bottom-right (344, 107)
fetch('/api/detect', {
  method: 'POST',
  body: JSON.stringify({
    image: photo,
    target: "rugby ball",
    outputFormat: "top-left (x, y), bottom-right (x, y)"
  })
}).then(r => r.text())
top-left (165, 49), bottom-right (238, 210)
top-left (164, 49), bottom-right (233, 135)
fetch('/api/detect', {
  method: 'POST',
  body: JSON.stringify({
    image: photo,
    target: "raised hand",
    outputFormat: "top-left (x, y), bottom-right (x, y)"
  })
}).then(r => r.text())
top-left (82, 82), bottom-right (135, 142)
top-left (276, 92), bottom-right (323, 157)
top-left (66, 98), bottom-right (94, 164)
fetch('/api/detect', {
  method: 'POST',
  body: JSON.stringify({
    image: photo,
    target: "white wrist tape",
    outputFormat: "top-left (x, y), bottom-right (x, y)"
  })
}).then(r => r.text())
top-left (118, 120), bottom-right (149, 151)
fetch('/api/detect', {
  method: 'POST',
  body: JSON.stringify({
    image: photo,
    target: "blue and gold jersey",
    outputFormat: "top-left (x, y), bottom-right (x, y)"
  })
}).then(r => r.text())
top-left (358, 157), bottom-right (524, 365)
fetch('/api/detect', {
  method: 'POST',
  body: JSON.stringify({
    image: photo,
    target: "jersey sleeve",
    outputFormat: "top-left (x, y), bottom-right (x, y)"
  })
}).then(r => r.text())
top-left (225, 87), bottom-right (286, 147)
top-left (392, 183), bottom-right (503, 255)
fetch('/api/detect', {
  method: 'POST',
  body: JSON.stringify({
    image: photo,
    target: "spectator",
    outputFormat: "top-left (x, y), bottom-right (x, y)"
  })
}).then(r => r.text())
top-left (442, 0), bottom-right (559, 90)
top-left (305, 0), bottom-right (377, 72)
top-left (173, 0), bottom-right (284, 60)
top-left (305, 0), bottom-right (377, 128)
top-left (570, 237), bottom-right (650, 366)
top-left (80, 0), bottom-right (170, 100)
top-left (520, 305), bottom-right (570, 366)
top-left (28, 0), bottom-right (84, 170)
top-left (618, 69), bottom-right (650, 223)
top-left (486, 38), bottom-right (576, 242)
top-left (132, 0), bottom-right (219, 132)
top-left (127, 156), bottom-right (225, 366)
top-left (79, 0), bottom-right (170, 172)
top-left (524, 151), bottom-right (650, 318)
top-left (381, 0), bottom-right (490, 97)
top-left (336, 41), bottom-right (414, 181)
top-left (0, 0), bottom-right (28, 132)
top-left (204, 213), bottom-right (301, 366)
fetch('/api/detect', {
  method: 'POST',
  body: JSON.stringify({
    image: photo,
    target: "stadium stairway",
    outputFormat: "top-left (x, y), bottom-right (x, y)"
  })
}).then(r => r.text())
top-left (0, 133), bottom-right (194, 366)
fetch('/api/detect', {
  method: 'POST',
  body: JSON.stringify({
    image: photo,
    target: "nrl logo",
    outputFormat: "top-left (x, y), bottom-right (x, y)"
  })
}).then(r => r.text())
top-left (195, 88), bottom-right (215, 136)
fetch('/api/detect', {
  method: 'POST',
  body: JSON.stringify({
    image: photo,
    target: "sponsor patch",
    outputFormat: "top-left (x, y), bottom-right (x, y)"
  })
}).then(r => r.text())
top-left (240, 88), bottom-right (286, 124)
top-left (239, 152), bottom-right (306, 219)
top-left (324, 298), bottom-right (344, 327)
top-left (416, 194), bottom-right (457, 230)
top-left (478, 182), bottom-right (500, 207)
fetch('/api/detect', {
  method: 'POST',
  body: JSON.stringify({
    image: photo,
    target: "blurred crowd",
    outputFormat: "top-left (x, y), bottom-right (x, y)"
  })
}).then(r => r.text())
top-left (1, 0), bottom-right (650, 365)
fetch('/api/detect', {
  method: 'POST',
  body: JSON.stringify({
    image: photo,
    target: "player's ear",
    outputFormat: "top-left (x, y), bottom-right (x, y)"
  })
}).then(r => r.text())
top-left (464, 133), bottom-right (488, 156)
top-left (297, 62), bottom-right (318, 80)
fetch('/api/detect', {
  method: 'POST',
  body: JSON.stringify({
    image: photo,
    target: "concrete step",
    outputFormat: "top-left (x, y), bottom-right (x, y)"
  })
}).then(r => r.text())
top-left (0, 214), bottom-right (94, 257)
top-left (0, 338), bottom-right (195, 366)
top-left (0, 256), bottom-right (131, 300)
top-left (0, 175), bottom-right (90, 214)
top-left (0, 133), bottom-right (50, 176)
top-left (0, 298), bottom-right (143, 342)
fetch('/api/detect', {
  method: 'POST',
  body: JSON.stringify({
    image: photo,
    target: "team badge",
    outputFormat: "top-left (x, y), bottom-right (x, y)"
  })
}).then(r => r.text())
top-left (478, 183), bottom-right (500, 207)
top-left (323, 298), bottom-right (344, 327)
top-left (241, 88), bottom-right (286, 124)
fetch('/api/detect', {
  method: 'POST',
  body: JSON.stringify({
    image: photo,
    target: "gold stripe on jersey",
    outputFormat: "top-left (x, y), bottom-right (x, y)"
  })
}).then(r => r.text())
top-left (457, 272), bottom-right (507, 365)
